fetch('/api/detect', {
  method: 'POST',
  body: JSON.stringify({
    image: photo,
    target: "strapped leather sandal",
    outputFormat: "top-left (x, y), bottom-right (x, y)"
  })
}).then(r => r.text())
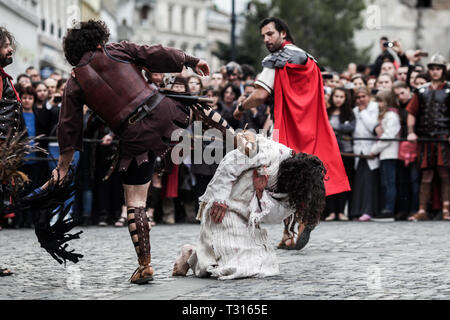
top-left (130, 256), bottom-right (154, 284)
top-left (408, 210), bottom-right (429, 221)
top-left (114, 216), bottom-right (126, 227)
top-left (128, 207), bottom-right (153, 284)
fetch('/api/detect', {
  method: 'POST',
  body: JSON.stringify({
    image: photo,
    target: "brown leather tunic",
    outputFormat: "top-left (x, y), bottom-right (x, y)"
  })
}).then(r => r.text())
top-left (73, 46), bottom-right (158, 132)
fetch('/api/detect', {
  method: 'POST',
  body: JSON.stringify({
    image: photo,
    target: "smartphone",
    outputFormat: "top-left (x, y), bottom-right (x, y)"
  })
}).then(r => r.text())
top-left (418, 52), bottom-right (428, 57)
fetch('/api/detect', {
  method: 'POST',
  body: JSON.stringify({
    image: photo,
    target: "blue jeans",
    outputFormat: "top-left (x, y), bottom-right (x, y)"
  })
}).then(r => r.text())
top-left (380, 159), bottom-right (398, 212)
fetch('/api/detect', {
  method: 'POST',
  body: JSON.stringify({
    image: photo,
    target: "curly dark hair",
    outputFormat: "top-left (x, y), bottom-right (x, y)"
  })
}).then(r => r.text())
top-left (276, 152), bottom-right (326, 227)
top-left (0, 26), bottom-right (16, 50)
top-left (63, 20), bottom-right (110, 66)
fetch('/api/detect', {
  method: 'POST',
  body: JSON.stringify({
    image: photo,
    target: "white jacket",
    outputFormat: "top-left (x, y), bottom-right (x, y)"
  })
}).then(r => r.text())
top-left (353, 101), bottom-right (380, 170)
top-left (370, 111), bottom-right (400, 160)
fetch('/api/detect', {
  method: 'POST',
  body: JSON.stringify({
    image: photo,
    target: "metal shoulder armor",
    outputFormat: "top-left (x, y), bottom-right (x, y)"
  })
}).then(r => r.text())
top-left (262, 46), bottom-right (316, 69)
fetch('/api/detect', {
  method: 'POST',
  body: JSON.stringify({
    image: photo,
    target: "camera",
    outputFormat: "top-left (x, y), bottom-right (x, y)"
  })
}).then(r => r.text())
top-left (383, 41), bottom-right (394, 48)
top-left (53, 96), bottom-right (62, 104)
top-left (322, 73), bottom-right (333, 80)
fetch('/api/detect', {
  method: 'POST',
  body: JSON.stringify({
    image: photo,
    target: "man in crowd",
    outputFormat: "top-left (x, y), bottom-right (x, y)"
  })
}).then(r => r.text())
top-left (396, 66), bottom-right (409, 82)
top-left (370, 36), bottom-right (395, 77)
top-left (225, 61), bottom-right (243, 93)
top-left (381, 61), bottom-right (397, 79)
top-left (233, 17), bottom-right (349, 250)
top-left (406, 54), bottom-right (449, 221)
top-left (210, 71), bottom-right (225, 90)
top-left (0, 27), bottom-right (25, 277)
top-left (26, 66), bottom-right (41, 82)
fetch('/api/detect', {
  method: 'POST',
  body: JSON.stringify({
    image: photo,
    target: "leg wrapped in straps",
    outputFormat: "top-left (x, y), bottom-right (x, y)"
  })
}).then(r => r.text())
top-left (127, 207), bottom-right (154, 284)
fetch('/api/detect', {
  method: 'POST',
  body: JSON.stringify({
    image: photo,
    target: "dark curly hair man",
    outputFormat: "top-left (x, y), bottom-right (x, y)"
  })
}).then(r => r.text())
top-left (42, 19), bottom-right (236, 284)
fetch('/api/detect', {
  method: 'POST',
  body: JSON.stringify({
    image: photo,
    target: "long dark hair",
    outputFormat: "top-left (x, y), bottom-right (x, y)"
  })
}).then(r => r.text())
top-left (63, 20), bottom-right (110, 66)
top-left (259, 17), bottom-right (294, 43)
top-left (276, 152), bottom-right (326, 227)
top-left (327, 87), bottom-right (355, 123)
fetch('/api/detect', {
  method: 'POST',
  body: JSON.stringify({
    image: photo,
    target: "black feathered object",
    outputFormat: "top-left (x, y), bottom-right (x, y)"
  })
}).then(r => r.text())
top-left (20, 166), bottom-right (84, 265)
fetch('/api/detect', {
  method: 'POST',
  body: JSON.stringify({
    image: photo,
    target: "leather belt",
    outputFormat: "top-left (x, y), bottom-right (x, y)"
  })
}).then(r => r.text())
top-left (127, 92), bottom-right (165, 125)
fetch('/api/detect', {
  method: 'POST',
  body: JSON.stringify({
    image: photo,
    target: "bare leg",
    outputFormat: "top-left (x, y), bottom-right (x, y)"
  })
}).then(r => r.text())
top-left (172, 244), bottom-right (194, 276)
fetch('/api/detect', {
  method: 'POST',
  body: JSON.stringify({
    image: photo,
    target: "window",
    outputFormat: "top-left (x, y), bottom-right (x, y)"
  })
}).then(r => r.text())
top-left (140, 5), bottom-right (151, 21)
top-left (417, 0), bottom-right (432, 7)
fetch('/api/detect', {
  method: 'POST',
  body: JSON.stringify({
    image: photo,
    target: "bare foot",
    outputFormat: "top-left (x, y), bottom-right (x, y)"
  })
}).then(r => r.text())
top-left (172, 244), bottom-right (194, 276)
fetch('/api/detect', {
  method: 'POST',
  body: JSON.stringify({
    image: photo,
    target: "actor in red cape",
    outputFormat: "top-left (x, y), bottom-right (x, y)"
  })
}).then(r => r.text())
top-left (234, 17), bottom-right (349, 251)
top-left (272, 48), bottom-right (350, 196)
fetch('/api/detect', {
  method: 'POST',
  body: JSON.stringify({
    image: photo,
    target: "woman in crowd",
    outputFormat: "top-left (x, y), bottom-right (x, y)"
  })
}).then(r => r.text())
top-left (369, 90), bottom-right (401, 220)
top-left (377, 73), bottom-right (394, 91)
top-left (187, 75), bottom-right (203, 95)
top-left (218, 83), bottom-right (242, 130)
top-left (408, 70), bottom-right (419, 89)
top-left (351, 74), bottom-right (367, 89)
top-left (350, 86), bottom-right (380, 221)
top-left (366, 76), bottom-right (377, 92)
top-left (414, 72), bottom-right (430, 87)
top-left (16, 86), bottom-right (50, 227)
top-left (324, 87), bottom-right (355, 221)
top-left (203, 86), bottom-right (221, 111)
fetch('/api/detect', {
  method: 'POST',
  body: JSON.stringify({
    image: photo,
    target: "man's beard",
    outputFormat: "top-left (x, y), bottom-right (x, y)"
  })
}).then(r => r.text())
top-left (0, 55), bottom-right (13, 67)
top-left (266, 41), bottom-right (283, 53)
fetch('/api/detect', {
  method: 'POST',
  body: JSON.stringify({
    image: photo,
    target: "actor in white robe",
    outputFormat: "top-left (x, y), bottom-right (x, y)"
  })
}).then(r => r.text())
top-left (173, 133), bottom-right (325, 280)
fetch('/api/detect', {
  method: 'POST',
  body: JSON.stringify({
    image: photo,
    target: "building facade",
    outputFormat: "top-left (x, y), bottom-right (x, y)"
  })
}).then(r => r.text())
top-left (355, 0), bottom-right (450, 63)
top-left (0, 0), bottom-right (40, 79)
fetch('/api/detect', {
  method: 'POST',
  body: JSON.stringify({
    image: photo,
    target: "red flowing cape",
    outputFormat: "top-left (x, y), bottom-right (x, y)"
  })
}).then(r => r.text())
top-left (273, 59), bottom-right (350, 196)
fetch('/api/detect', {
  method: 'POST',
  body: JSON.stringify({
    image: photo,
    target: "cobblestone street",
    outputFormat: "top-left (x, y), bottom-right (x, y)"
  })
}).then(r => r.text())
top-left (1, 221), bottom-right (450, 300)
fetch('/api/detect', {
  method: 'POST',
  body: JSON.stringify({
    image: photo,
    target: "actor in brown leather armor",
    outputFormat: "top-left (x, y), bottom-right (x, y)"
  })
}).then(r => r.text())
top-left (406, 54), bottom-right (450, 221)
top-left (53, 20), bottom-right (234, 284)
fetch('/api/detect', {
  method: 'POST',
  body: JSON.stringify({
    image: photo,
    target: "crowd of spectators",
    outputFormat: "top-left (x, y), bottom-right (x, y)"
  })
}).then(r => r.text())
top-left (1, 36), bottom-right (449, 230)
top-left (322, 37), bottom-right (449, 222)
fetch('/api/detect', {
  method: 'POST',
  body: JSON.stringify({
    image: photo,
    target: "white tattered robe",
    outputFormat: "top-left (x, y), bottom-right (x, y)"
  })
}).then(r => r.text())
top-left (187, 135), bottom-right (295, 280)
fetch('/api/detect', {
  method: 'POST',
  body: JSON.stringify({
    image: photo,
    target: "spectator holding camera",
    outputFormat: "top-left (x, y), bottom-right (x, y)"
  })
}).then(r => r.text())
top-left (370, 36), bottom-right (395, 77)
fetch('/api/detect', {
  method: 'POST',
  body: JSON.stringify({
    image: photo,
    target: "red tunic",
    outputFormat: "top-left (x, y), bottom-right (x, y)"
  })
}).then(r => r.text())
top-left (406, 82), bottom-right (449, 168)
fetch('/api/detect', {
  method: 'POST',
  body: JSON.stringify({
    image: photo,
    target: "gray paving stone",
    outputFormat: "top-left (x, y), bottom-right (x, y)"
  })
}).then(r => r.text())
top-left (1, 221), bottom-right (450, 299)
